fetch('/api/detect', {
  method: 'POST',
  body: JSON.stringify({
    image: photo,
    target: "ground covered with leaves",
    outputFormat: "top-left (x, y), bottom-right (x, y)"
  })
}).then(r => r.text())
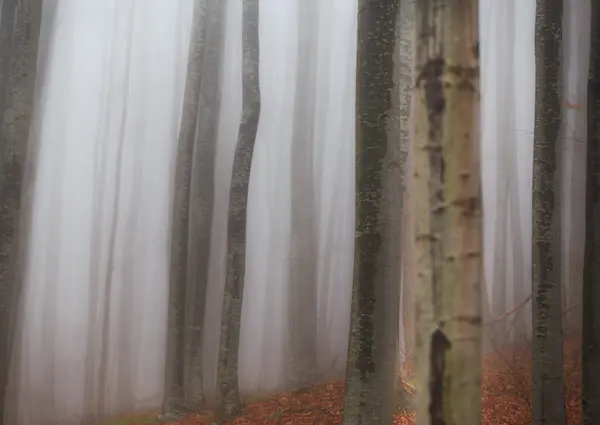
top-left (104, 337), bottom-right (582, 425)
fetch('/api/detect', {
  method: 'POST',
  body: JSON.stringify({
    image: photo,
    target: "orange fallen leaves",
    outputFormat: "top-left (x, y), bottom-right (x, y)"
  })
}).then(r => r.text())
top-left (122, 337), bottom-right (581, 425)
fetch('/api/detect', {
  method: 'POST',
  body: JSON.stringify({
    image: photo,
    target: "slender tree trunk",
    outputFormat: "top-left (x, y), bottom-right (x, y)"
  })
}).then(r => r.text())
top-left (0, 1), bottom-right (43, 422)
top-left (183, 0), bottom-right (226, 412)
top-left (215, 0), bottom-right (261, 420)
top-left (531, 0), bottom-right (567, 424)
top-left (582, 1), bottom-right (600, 423)
top-left (341, 1), bottom-right (402, 423)
top-left (164, 0), bottom-right (209, 417)
top-left (412, 0), bottom-right (482, 424)
top-left (287, 0), bottom-right (318, 390)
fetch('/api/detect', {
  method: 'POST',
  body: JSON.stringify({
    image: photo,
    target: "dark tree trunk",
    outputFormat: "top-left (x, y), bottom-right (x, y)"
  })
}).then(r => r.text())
top-left (531, 0), bottom-right (567, 424)
top-left (0, 1), bottom-right (43, 423)
top-left (215, 0), bottom-right (261, 420)
top-left (342, 1), bottom-right (401, 423)
top-left (582, 1), bottom-right (600, 423)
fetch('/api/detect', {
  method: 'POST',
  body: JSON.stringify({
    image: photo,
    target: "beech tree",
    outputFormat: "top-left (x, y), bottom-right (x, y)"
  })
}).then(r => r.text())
top-left (0, 1), bottom-right (43, 422)
top-left (215, 0), bottom-right (261, 420)
top-left (412, 0), bottom-right (483, 424)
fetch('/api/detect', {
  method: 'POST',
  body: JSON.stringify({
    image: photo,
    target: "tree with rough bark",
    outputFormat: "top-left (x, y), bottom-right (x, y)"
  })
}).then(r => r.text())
top-left (287, 0), bottom-right (319, 391)
top-left (531, 0), bottom-right (567, 424)
top-left (412, 0), bottom-right (482, 424)
top-left (341, 0), bottom-right (404, 423)
top-left (164, 0), bottom-right (225, 417)
top-left (0, 1), bottom-right (43, 423)
top-left (215, 0), bottom-right (261, 420)
top-left (582, 1), bottom-right (600, 423)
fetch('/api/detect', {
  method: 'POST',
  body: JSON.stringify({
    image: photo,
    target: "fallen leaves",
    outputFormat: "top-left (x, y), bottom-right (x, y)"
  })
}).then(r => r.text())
top-left (112, 336), bottom-right (582, 425)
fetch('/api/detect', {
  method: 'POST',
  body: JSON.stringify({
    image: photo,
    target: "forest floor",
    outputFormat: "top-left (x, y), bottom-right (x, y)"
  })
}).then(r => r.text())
top-left (105, 336), bottom-right (582, 425)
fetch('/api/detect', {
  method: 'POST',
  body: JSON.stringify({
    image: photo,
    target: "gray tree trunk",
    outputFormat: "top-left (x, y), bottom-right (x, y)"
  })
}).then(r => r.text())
top-left (341, 0), bottom-right (402, 423)
top-left (287, 0), bottom-right (319, 391)
top-left (531, 0), bottom-right (567, 423)
top-left (582, 1), bottom-right (600, 423)
top-left (0, 1), bottom-right (43, 423)
top-left (164, 0), bottom-right (209, 417)
top-left (184, 0), bottom-right (226, 412)
top-left (215, 0), bottom-right (261, 420)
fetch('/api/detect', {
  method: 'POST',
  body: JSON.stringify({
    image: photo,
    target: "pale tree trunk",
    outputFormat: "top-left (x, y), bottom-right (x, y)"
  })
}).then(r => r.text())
top-left (582, 1), bottom-right (600, 422)
top-left (164, 0), bottom-right (208, 417)
top-left (184, 0), bottom-right (226, 412)
top-left (287, 0), bottom-right (318, 390)
top-left (412, 0), bottom-right (482, 424)
top-left (531, 0), bottom-right (567, 423)
top-left (0, 1), bottom-right (43, 422)
top-left (342, 0), bottom-right (402, 423)
top-left (399, 0), bottom-right (416, 377)
top-left (215, 0), bottom-right (260, 420)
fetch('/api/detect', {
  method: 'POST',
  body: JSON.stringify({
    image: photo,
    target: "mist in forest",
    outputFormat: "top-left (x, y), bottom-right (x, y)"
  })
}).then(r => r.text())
top-left (0, 0), bottom-right (595, 424)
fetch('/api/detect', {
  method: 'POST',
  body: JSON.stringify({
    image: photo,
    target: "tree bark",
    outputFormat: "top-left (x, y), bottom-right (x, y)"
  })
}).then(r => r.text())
top-left (341, 0), bottom-right (403, 423)
top-left (531, 0), bottom-right (567, 423)
top-left (0, 1), bottom-right (43, 422)
top-left (412, 1), bottom-right (482, 424)
top-left (582, 1), bottom-right (600, 423)
top-left (215, 0), bottom-right (261, 420)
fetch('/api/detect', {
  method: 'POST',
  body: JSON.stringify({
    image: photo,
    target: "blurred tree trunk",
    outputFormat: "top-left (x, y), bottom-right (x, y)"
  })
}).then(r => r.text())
top-left (342, 0), bottom-right (403, 423)
top-left (399, 0), bottom-right (416, 375)
top-left (0, 1), bottom-right (43, 422)
top-left (287, 0), bottom-right (318, 390)
top-left (215, 0), bottom-right (261, 420)
top-left (582, 1), bottom-right (600, 423)
top-left (184, 0), bottom-right (226, 412)
top-left (164, 0), bottom-right (208, 417)
top-left (531, 0), bottom-right (567, 424)
top-left (412, 0), bottom-right (482, 424)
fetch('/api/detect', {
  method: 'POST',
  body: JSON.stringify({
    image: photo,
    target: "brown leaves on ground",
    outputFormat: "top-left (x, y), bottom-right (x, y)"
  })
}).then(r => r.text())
top-left (118, 337), bottom-right (582, 425)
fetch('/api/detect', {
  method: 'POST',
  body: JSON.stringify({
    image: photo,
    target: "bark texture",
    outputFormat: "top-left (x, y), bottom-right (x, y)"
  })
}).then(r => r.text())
top-left (0, 1), bottom-right (43, 422)
top-left (215, 0), bottom-right (261, 420)
top-left (412, 1), bottom-right (482, 424)
top-left (582, 1), bottom-right (600, 422)
top-left (341, 0), bottom-right (403, 423)
top-left (531, 0), bottom-right (567, 424)
top-left (287, 0), bottom-right (319, 390)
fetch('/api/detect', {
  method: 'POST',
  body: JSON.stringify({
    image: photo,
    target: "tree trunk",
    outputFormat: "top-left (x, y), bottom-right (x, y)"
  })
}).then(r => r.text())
top-left (215, 0), bottom-right (261, 420)
top-left (412, 0), bottom-right (482, 424)
top-left (164, 0), bottom-right (208, 417)
top-left (531, 0), bottom-right (567, 423)
top-left (582, 1), bottom-right (600, 423)
top-left (183, 0), bottom-right (226, 412)
top-left (341, 1), bottom-right (402, 423)
top-left (0, 1), bottom-right (43, 422)
top-left (287, 0), bottom-right (318, 391)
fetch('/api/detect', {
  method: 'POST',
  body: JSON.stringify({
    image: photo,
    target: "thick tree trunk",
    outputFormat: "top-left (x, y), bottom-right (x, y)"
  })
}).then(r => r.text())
top-left (531, 0), bottom-right (567, 424)
top-left (412, 1), bottom-right (482, 424)
top-left (0, 1), bottom-right (43, 422)
top-left (341, 0), bottom-right (402, 423)
top-left (287, 0), bottom-right (318, 390)
top-left (582, 1), bottom-right (600, 423)
top-left (215, 0), bottom-right (261, 420)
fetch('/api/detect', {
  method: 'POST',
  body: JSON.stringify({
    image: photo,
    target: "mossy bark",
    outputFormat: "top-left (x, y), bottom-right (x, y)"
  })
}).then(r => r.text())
top-left (582, 1), bottom-right (600, 423)
top-left (215, 0), bottom-right (261, 421)
top-left (412, 1), bottom-right (482, 424)
top-left (0, 1), bottom-right (43, 423)
top-left (531, 0), bottom-right (567, 424)
top-left (341, 0), bottom-right (403, 424)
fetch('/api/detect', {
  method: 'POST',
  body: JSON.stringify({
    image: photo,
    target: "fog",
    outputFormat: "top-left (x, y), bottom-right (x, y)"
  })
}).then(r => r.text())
top-left (2, 0), bottom-right (590, 423)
